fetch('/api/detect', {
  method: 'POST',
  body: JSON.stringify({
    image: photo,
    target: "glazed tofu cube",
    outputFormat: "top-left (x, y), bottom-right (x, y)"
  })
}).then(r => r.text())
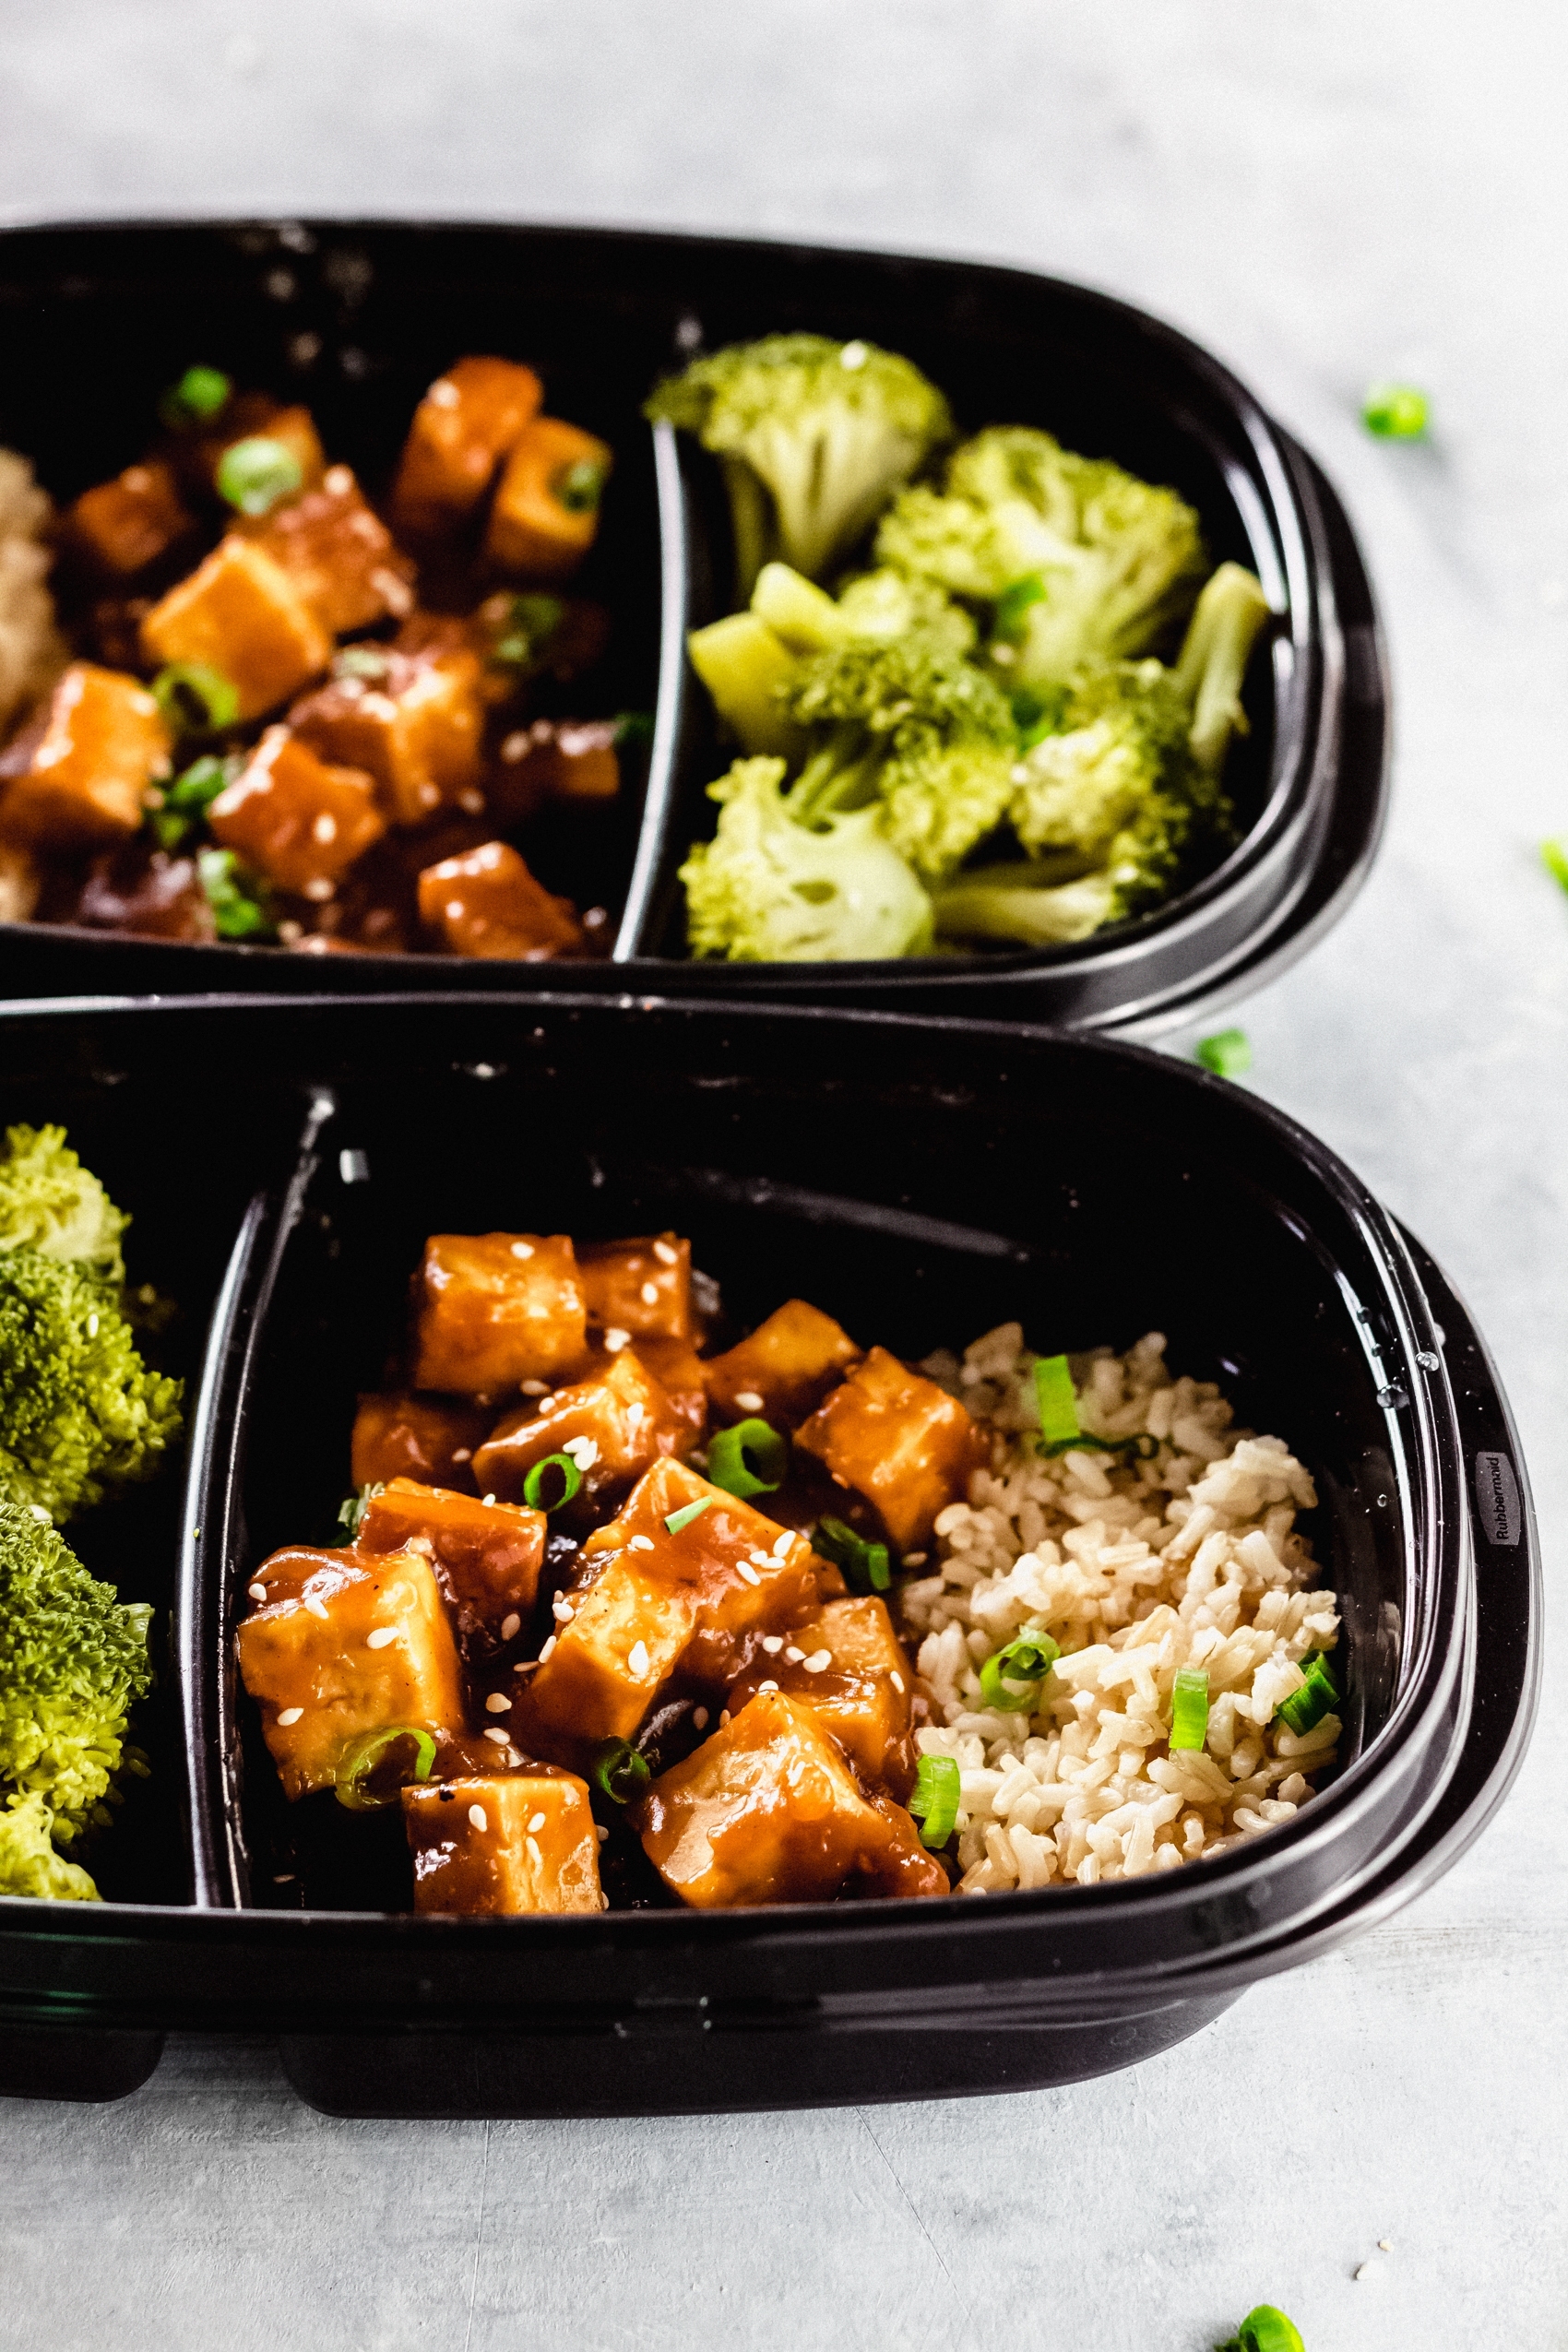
top-left (207, 726), bottom-right (385, 897)
top-left (471, 1346), bottom-right (692, 1511)
top-left (350, 1391), bottom-right (494, 1491)
top-left (411, 1230), bottom-right (587, 1396)
top-left (634, 1690), bottom-right (946, 1907)
top-left (578, 1233), bottom-right (695, 1344)
top-left (358, 1478), bottom-right (545, 1646)
top-left (65, 459), bottom-right (194, 580)
top-left (290, 644), bottom-right (484, 825)
top-left (214, 402), bottom-right (327, 501)
top-left (514, 1551), bottom-right (697, 1761)
top-left (625, 1334), bottom-right (709, 1439)
top-left (703, 1300), bottom-right (862, 1429)
top-left (235, 1542), bottom-right (464, 1800)
top-left (390, 357), bottom-right (543, 537)
top-left (245, 464), bottom-right (415, 636)
top-left (489, 717), bottom-right (620, 823)
top-left (0, 662), bottom-right (171, 850)
top-left (728, 1596), bottom-right (917, 1799)
top-left (794, 1346), bottom-right (985, 1552)
top-left (417, 838), bottom-right (583, 959)
top-left (140, 536), bottom-right (332, 720)
top-left (403, 1771), bottom-right (602, 1915)
top-left (484, 417), bottom-right (612, 579)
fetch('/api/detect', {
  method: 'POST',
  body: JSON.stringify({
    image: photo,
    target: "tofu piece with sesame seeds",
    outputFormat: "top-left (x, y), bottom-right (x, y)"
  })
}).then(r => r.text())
top-left (416, 838), bottom-right (585, 960)
top-left (702, 1300), bottom-right (862, 1429)
top-left (244, 464), bottom-right (415, 637)
top-left (514, 1554), bottom-right (697, 1760)
top-left (235, 1542), bottom-right (465, 1800)
top-left (350, 1391), bottom-right (494, 1492)
top-left (794, 1346), bottom-right (986, 1552)
top-left (0, 661), bottom-right (172, 851)
top-left (289, 641), bottom-right (484, 825)
top-left (206, 726), bottom-right (386, 897)
top-left (633, 1690), bottom-right (946, 1907)
top-left (390, 357), bottom-right (543, 539)
top-left (64, 458), bottom-right (196, 582)
top-left (403, 1771), bottom-right (602, 1915)
top-left (411, 1230), bottom-right (587, 1395)
top-left (727, 1597), bottom-right (918, 1800)
top-left (471, 1347), bottom-right (692, 1515)
top-left (578, 1232), bottom-right (695, 1344)
top-left (358, 1479), bottom-right (546, 1649)
top-left (140, 535), bottom-right (333, 720)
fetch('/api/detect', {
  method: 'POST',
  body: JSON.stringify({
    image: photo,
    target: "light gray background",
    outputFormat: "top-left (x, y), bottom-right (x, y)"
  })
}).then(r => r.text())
top-left (2, 3), bottom-right (1564, 2346)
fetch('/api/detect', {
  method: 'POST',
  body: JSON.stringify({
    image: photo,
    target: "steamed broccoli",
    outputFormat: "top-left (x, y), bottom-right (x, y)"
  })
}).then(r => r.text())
top-left (932, 863), bottom-right (1119, 948)
top-left (875, 425), bottom-right (1207, 683)
top-left (647, 335), bottom-right (952, 594)
top-left (0, 1124), bottom-right (127, 1289)
top-left (784, 637), bottom-right (1017, 884)
top-left (0, 1501), bottom-right (153, 1902)
top-left (1172, 560), bottom-right (1274, 772)
top-left (0, 1248), bottom-right (184, 1524)
top-left (680, 756), bottom-right (933, 962)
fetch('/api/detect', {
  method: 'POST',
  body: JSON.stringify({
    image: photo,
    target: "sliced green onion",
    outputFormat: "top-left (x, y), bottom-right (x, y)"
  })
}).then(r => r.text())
top-left (590, 1738), bottom-right (651, 1805)
top-left (907, 1752), bottom-right (960, 1848)
top-left (613, 710), bottom-right (656, 749)
top-left (492, 592), bottom-right (566, 669)
top-left (664, 1495), bottom-right (715, 1535)
top-left (335, 1724), bottom-right (437, 1812)
top-left (334, 644), bottom-right (393, 683)
top-left (166, 752), bottom-right (239, 813)
top-left (338, 1480), bottom-right (385, 1538)
top-left (1362, 382), bottom-right (1429, 440)
top-left (1541, 837), bottom-right (1568, 897)
top-left (159, 364), bottom-right (232, 429)
top-left (992, 572), bottom-right (1049, 643)
top-left (217, 434), bottom-right (303, 517)
top-left (523, 1452), bottom-right (583, 1512)
top-left (555, 458), bottom-right (606, 513)
top-left (979, 1626), bottom-right (1061, 1713)
top-left (1195, 1027), bottom-right (1252, 1079)
top-left (152, 662), bottom-right (240, 737)
top-left (1217, 2306), bottom-right (1306, 2352)
top-left (1033, 1353), bottom-right (1080, 1447)
top-left (812, 1515), bottom-right (891, 1595)
top-left (707, 1417), bottom-right (787, 1499)
top-left (196, 847), bottom-right (275, 942)
top-left (1169, 1666), bottom-right (1210, 1752)
top-left (1276, 1650), bottom-right (1339, 1736)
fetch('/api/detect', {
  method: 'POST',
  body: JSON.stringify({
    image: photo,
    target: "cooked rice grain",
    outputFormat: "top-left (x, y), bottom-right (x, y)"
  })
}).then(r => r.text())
top-left (900, 1325), bottom-right (1341, 1893)
top-left (0, 448), bottom-right (67, 742)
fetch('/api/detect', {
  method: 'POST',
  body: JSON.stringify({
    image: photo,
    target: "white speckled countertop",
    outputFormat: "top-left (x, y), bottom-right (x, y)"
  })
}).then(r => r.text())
top-left (1, 4), bottom-right (1564, 2344)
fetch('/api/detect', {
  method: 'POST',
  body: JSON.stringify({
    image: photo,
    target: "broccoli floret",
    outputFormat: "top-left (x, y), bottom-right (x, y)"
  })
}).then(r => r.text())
top-left (0, 1124), bottom-right (127, 1289)
top-left (783, 638), bottom-right (1017, 884)
top-left (1172, 560), bottom-right (1273, 771)
top-left (0, 1791), bottom-right (101, 1900)
top-left (680, 756), bottom-right (933, 962)
top-left (0, 1248), bottom-right (184, 1525)
top-left (0, 1501), bottom-right (152, 1861)
top-left (647, 335), bottom-right (952, 593)
top-left (875, 425), bottom-right (1207, 683)
top-left (750, 560), bottom-right (976, 659)
top-left (932, 863), bottom-right (1119, 948)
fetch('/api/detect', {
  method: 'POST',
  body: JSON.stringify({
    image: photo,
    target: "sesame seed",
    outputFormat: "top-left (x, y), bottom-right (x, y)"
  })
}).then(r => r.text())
top-left (761, 1634), bottom-right (784, 1654)
top-left (451, 1447), bottom-right (471, 1463)
top-left (482, 1492), bottom-right (496, 1507)
top-left (650, 1240), bottom-right (678, 1267)
top-left (772, 1532), bottom-right (794, 1559)
top-left (553, 1599), bottom-right (574, 1621)
top-left (749, 1550), bottom-right (771, 1567)
top-left (429, 377), bottom-right (459, 407)
top-left (248, 1581), bottom-right (267, 1602)
top-left (521, 1379), bottom-right (549, 1396)
top-left (365, 1626), bottom-right (397, 1648)
top-left (277, 1707), bottom-right (303, 1726)
top-left (563, 1436), bottom-right (599, 1469)
top-left (626, 1404), bottom-right (646, 1432)
top-left (785, 1646), bottom-right (804, 1663)
top-left (735, 1390), bottom-right (764, 1412)
top-left (601, 1892), bottom-right (611, 1909)
top-left (303, 1593), bottom-right (328, 1620)
top-left (539, 1634), bottom-right (558, 1662)
top-left (604, 1326), bottom-right (631, 1352)
top-left (273, 1872), bottom-right (294, 1884)
top-left (1378, 2239), bottom-right (1394, 2253)
top-left (719, 1709), bottom-right (731, 1728)
top-left (313, 813), bottom-right (337, 844)
top-left (890, 1671), bottom-right (905, 1693)
top-left (510, 1241), bottom-right (536, 1260)
top-left (639, 1280), bottom-right (659, 1305)
top-left (527, 1812), bottom-right (546, 1835)
top-left (803, 1649), bottom-right (832, 1673)
top-left (902, 1551), bottom-right (928, 1568)
top-left (485, 1692), bottom-right (511, 1712)
top-left (692, 1706), bottom-right (709, 1729)
top-left (737, 1562), bottom-right (761, 1587)
top-left (500, 1612), bottom-right (521, 1641)
top-left (469, 1804), bottom-right (488, 1832)
top-left (757, 1679), bottom-right (778, 1694)
top-left (629, 1534), bottom-right (656, 1551)
top-left (483, 1726), bottom-right (509, 1745)
top-left (304, 877), bottom-right (335, 902)
top-left (457, 789), bottom-right (484, 814)
top-left (628, 1640), bottom-right (650, 1677)
top-left (527, 1835), bottom-right (543, 1871)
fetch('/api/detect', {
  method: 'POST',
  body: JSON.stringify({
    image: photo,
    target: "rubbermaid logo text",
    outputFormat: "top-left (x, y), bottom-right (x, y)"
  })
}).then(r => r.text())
top-left (1474, 1450), bottom-right (1521, 1548)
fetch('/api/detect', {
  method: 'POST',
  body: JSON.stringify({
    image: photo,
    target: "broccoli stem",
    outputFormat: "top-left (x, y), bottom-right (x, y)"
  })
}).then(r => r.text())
top-left (932, 864), bottom-right (1117, 947)
top-left (1172, 562), bottom-right (1272, 772)
top-left (719, 456), bottom-right (778, 606)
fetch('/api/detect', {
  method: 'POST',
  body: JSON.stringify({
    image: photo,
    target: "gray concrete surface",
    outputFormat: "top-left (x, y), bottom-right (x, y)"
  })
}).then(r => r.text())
top-left (1, 3), bottom-right (1564, 2346)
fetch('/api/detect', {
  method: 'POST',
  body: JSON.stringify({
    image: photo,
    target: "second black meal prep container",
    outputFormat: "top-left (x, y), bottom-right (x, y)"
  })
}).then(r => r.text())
top-left (0, 993), bottom-right (1538, 2116)
top-left (0, 218), bottom-right (1388, 1032)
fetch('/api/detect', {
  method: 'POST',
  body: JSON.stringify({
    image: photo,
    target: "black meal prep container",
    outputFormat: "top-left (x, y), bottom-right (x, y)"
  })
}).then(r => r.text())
top-left (0, 218), bottom-right (1387, 1034)
top-left (0, 993), bottom-right (1538, 2115)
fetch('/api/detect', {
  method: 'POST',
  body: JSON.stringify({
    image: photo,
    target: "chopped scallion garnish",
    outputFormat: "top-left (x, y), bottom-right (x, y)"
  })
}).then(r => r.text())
top-left (1033, 1353), bottom-right (1080, 1447)
top-left (159, 364), bottom-right (232, 429)
top-left (1362, 382), bottom-right (1429, 440)
top-left (1215, 2305), bottom-right (1306, 2352)
top-left (523, 1453), bottom-right (583, 1512)
top-left (907, 1752), bottom-right (960, 1848)
top-left (334, 1724), bottom-right (436, 1812)
top-left (216, 434), bottom-right (303, 517)
top-left (1276, 1650), bottom-right (1339, 1736)
top-left (664, 1495), bottom-right (714, 1535)
top-left (337, 1480), bottom-right (385, 1538)
top-left (1195, 1028), bottom-right (1252, 1079)
top-left (707, 1417), bottom-right (787, 1499)
top-left (1169, 1666), bottom-right (1210, 1751)
top-left (1541, 837), bottom-right (1568, 897)
top-left (812, 1515), bottom-right (891, 1595)
top-left (196, 847), bottom-right (274, 942)
top-left (151, 662), bottom-right (240, 737)
top-left (555, 458), bottom-right (606, 513)
top-left (589, 1738), bottom-right (651, 1805)
top-left (979, 1626), bottom-right (1060, 1713)
top-left (992, 572), bottom-right (1049, 643)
